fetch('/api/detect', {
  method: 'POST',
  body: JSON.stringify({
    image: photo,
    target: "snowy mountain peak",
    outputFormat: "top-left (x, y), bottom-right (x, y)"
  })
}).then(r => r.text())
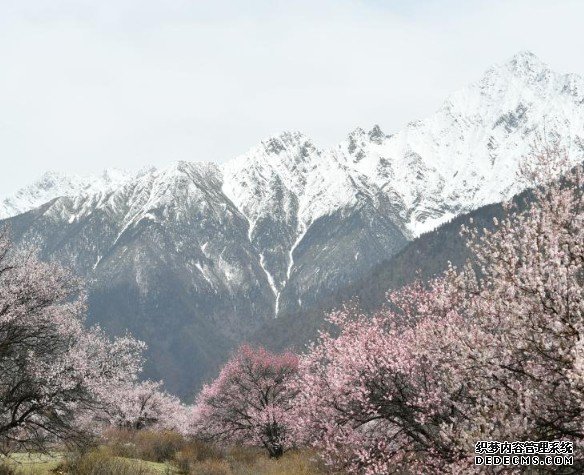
top-left (476, 51), bottom-right (551, 88)
top-left (98, 167), bottom-right (133, 184)
top-left (162, 160), bottom-right (221, 181)
top-left (258, 131), bottom-right (314, 157)
top-left (368, 124), bottom-right (388, 143)
top-left (35, 170), bottom-right (73, 188)
top-left (343, 125), bottom-right (390, 156)
top-left (476, 51), bottom-right (584, 105)
top-left (347, 126), bottom-right (366, 138)
top-left (506, 50), bottom-right (549, 76)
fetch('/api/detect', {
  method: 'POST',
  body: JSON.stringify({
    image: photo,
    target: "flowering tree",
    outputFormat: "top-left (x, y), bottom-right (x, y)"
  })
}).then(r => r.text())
top-left (193, 345), bottom-right (299, 458)
top-left (101, 380), bottom-right (190, 434)
top-left (291, 284), bottom-right (470, 473)
top-left (0, 231), bottom-right (145, 452)
top-left (292, 147), bottom-right (584, 473)
top-left (449, 148), bottom-right (584, 450)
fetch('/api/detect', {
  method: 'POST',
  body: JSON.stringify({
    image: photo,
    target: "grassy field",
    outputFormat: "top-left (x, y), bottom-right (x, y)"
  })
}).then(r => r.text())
top-left (0, 432), bottom-right (330, 474)
top-left (1, 452), bottom-right (175, 474)
top-left (1, 453), bottom-right (63, 474)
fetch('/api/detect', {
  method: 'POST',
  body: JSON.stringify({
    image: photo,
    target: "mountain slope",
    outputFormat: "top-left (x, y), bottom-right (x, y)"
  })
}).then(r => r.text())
top-left (250, 187), bottom-right (541, 355)
top-left (6, 163), bottom-right (276, 395)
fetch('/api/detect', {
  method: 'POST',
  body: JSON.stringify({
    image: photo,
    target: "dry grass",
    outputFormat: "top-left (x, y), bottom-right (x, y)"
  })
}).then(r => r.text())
top-left (58, 447), bottom-right (175, 474)
top-left (172, 446), bottom-right (328, 475)
top-left (103, 429), bottom-right (330, 474)
top-left (103, 429), bottom-right (185, 463)
top-left (1, 430), bottom-right (334, 475)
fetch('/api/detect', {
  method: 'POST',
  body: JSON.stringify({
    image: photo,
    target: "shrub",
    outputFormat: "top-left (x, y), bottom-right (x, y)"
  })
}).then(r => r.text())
top-left (224, 446), bottom-right (263, 467)
top-left (0, 463), bottom-right (14, 475)
top-left (104, 428), bottom-right (184, 463)
top-left (172, 439), bottom-right (223, 473)
top-left (132, 430), bottom-right (184, 463)
top-left (183, 459), bottom-right (232, 475)
top-left (249, 450), bottom-right (328, 475)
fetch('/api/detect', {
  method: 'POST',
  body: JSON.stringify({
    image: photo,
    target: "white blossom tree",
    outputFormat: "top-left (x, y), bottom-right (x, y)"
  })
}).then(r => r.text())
top-left (100, 380), bottom-right (190, 434)
top-left (0, 231), bottom-right (145, 452)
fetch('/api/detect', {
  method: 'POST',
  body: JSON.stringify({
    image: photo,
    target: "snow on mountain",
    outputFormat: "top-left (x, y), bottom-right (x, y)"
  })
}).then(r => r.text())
top-left (6, 51), bottom-right (581, 236)
top-left (218, 51), bottom-right (584, 265)
top-left (223, 131), bottom-right (367, 231)
top-left (337, 50), bottom-right (584, 235)
top-left (10, 159), bottom-right (277, 318)
top-left (0, 168), bottom-right (134, 219)
top-left (222, 131), bottom-right (376, 307)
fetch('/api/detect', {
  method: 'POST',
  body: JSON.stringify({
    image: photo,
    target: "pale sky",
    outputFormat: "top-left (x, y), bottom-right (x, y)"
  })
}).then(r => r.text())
top-left (1, 0), bottom-right (584, 194)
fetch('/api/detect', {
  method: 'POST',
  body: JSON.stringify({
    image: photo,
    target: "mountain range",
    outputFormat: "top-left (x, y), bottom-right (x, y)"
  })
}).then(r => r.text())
top-left (2, 51), bottom-right (583, 398)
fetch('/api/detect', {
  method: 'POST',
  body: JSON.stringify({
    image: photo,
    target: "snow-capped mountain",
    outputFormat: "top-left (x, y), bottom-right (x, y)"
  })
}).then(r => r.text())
top-left (5, 52), bottom-right (583, 234)
top-left (2, 51), bottom-right (583, 396)
top-left (0, 168), bottom-right (134, 219)
top-left (339, 50), bottom-right (584, 235)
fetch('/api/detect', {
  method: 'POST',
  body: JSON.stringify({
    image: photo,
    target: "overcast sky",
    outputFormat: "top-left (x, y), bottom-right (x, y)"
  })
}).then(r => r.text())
top-left (1, 0), bottom-right (584, 194)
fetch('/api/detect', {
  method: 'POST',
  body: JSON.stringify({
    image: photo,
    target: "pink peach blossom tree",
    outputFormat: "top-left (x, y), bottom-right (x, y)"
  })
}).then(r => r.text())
top-left (291, 283), bottom-right (471, 473)
top-left (193, 345), bottom-right (299, 458)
